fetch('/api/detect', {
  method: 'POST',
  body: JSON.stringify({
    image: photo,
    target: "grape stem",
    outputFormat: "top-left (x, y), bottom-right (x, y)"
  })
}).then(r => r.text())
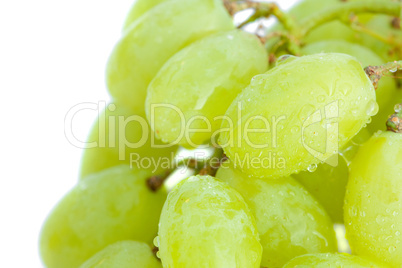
top-left (387, 105), bottom-right (402, 133)
top-left (300, 1), bottom-right (402, 37)
top-left (364, 61), bottom-right (402, 89)
top-left (146, 147), bottom-right (226, 191)
top-left (224, 0), bottom-right (297, 33)
top-left (223, 0), bottom-right (301, 54)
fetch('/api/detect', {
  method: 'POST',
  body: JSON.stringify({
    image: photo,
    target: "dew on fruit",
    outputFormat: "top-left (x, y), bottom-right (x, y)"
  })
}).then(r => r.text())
top-left (365, 100), bottom-right (379, 116)
top-left (395, 103), bottom-right (402, 113)
top-left (307, 163), bottom-right (317, 172)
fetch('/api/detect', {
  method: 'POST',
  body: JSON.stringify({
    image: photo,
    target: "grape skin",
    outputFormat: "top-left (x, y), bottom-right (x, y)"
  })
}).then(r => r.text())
top-left (345, 131), bottom-right (402, 267)
top-left (292, 156), bottom-right (348, 223)
top-left (146, 29), bottom-right (268, 148)
top-left (157, 175), bottom-right (262, 268)
top-left (283, 253), bottom-right (388, 267)
top-left (106, 0), bottom-right (234, 112)
top-left (216, 167), bottom-right (337, 268)
top-left (302, 40), bottom-right (399, 133)
top-left (80, 241), bottom-right (161, 268)
top-left (122, 0), bottom-right (169, 31)
top-left (40, 166), bottom-right (167, 268)
top-left (219, 53), bottom-right (376, 178)
top-left (79, 103), bottom-right (177, 179)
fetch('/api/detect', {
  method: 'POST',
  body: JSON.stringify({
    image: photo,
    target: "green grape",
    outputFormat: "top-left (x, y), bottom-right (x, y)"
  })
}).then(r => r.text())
top-left (40, 165), bottom-right (167, 268)
top-left (122, 0), bottom-right (169, 31)
top-left (106, 0), bottom-right (234, 112)
top-left (292, 156), bottom-right (348, 223)
top-left (80, 241), bottom-right (160, 268)
top-left (79, 103), bottom-right (177, 179)
top-left (302, 40), bottom-right (399, 133)
top-left (157, 175), bottom-right (262, 268)
top-left (292, 124), bottom-right (372, 224)
top-left (146, 30), bottom-right (268, 148)
top-left (216, 167), bottom-right (337, 268)
top-left (283, 253), bottom-right (387, 268)
top-left (219, 53), bottom-right (376, 178)
top-left (345, 131), bottom-right (402, 267)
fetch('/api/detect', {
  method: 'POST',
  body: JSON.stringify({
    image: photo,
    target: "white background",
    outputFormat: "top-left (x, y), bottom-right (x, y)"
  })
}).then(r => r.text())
top-left (0, 0), bottom-right (296, 266)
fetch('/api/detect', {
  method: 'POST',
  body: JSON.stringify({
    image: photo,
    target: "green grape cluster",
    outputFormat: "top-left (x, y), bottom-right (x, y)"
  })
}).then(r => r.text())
top-left (40, 0), bottom-right (402, 267)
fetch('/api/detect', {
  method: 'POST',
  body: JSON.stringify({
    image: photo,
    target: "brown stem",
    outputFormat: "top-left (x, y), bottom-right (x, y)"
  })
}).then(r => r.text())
top-left (145, 148), bottom-right (226, 190)
top-left (364, 61), bottom-right (402, 89)
top-left (224, 0), bottom-right (297, 32)
top-left (146, 171), bottom-right (171, 192)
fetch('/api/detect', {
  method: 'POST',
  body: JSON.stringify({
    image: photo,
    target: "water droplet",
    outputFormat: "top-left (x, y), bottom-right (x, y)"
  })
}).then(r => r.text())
top-left (290, 126), bottom-right (300, 133)
top-left (276, 55), bottom-right (297, 66)
top-left (365, 100), bottom-right (379, 116)
top-left (350, 206), bottom-right (357, 216)
top-left (395, 103), bottom-right (402, 113)
top-left (376, 215), bottom-right (385, 225)
top-left (153, 236), bottom-right (160, 247)
top-left (307, 163), bottom-right (318, 172)
top-left (390, 67), bottom-right (398, 73)
top-left (317, 95), bottom-right (326, 103)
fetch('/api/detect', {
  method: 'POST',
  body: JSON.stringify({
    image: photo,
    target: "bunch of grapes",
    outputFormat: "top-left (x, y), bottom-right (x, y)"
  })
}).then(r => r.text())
top-left (39, 0), bottom-right (402, 267)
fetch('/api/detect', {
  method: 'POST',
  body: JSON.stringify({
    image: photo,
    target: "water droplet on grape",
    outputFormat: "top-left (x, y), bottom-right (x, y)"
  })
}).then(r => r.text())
top-left (376, 215), bottom-right (385, 225)
top-left (290, 126), bottom-right (300, 133)
top-left (153, 236), bottom-right (160, 247)
top-left (317, 95), bottom-right (326, 103)
top-left (276, 55), bottom-right (297, 66)
top-left (350, 206), bottom-right (357, 216)
top-left (388, 246), bottom-right (396, 253)
top-left (307, 163), bottom-right (317, 172)
top-left (365, 100), bottom-right (379, 116)
top-left (394, 103), bottom-right (402, 113)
